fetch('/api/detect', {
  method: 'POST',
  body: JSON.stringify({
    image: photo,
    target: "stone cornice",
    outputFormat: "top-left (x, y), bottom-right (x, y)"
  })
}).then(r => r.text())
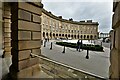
top-left (42, 8), bottom-right (99, 25)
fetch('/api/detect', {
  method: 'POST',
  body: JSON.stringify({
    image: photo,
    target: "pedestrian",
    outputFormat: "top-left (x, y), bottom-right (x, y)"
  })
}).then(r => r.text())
top-left (81, 40), bottom-right (83, 51)
top-left (48, 38), bottom-right (49, 42)
top-left (45, 38), bottom-right (47, 42)
top-left (44, 40), bottom-right (46, 47)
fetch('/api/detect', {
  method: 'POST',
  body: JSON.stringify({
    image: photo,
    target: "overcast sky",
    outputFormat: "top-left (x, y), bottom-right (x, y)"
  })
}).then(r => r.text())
top-left (42, 0), bottom-right (113, 33)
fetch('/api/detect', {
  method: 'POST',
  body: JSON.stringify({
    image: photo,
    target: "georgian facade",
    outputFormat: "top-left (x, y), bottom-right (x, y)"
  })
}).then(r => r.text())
top-left (41, 9), bottom-right (99, 40)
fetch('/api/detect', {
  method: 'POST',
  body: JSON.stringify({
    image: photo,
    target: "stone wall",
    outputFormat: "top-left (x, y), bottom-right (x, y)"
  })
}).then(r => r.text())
top-left (3, 3), bottom-right (11, 57)
top-left (109, 2), bottom-right (120, 79)
top-left (10, 2), bottom-right (43, 79)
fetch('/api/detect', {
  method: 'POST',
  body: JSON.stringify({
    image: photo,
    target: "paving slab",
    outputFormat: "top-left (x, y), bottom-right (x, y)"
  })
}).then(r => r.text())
top-left (41, 40), bottom-right (110, 78)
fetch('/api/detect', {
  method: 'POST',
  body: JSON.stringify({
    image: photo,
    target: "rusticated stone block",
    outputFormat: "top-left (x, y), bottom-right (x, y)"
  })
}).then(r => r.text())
top-left (18, 41), bottom-right (41, 50)
top-left (0, 2), bottom-right (2, 8)
top-left (110, 48), bottom-right (119, 78)
top-left (4, 27), bottom-right (11, 32)
top-left (114, 26), bottom-right (120, 50)
top-left (17, 67), bottom-right (32, 78)
top-left (4, 38), bottom-right (11, 42)
top-left (32, 32), bottom-right (41, 40)
top-left (33, 14), bottom-right (41, 23)
top-left (18, 57), bottom-right (40, 70)
top-left (4, 33), bottom-right (11, 37)
top-left (4, 22), bottom-right (11, 27)
top-left (32, 2), bottom-right (42, 6)
top-left (18, 31), bottom-right (31, 40)
top-left (4, 42), bottom-right (11, 47)
top-left (3, 51), bottom-right (11, 57)
top-left (112, 3), bottom-right (120, 28)
top-left (18, 20), bottom-right (41, 31)
top-left (32, 48), bottom-right (41, 56)
top-left (4, 18), bottom-right (11, 22)
top-left (28, 57), bottom-right (40, 67)
top-left (18, 9), bottom-right (31, 21)
top-left (3, 10), bottom-right (11, 18)
top-left (32, 64), bottom-right (41, 76)
top-left (4, 47), bottom-right (11, 52)
top-left (18, 3), bottom-right (42, 15)
top-left (18, 50), bottom-right (31, 61)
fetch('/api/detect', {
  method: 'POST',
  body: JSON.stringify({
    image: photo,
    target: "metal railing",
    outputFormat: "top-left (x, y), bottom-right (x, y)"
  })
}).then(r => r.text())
top-left (31, 53), bottom-right (106, 80)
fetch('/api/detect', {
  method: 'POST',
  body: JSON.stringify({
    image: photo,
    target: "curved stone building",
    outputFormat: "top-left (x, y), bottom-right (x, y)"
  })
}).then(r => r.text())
top-left (41, 9), bottom-right (99, 40)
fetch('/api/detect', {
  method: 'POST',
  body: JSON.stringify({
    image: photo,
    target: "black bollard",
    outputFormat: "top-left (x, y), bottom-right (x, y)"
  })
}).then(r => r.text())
top-left (50, 42), bottom-right (52, 50)
top-left (86, 49), bottom-right (89, 59)
top-left (62, 46), bottom-right (65, 53)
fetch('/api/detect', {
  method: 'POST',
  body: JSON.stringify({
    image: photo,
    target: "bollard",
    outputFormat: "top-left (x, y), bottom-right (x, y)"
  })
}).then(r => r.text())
top-left (86, 49), bottom-right (89, 59)
top-left (50, 42), bottom-right (52, 50)
top-left (62, 45), bottom-right (65, 53)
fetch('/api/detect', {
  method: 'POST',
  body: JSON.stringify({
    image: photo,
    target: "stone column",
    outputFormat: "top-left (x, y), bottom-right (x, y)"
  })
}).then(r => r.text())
top-left (0, 1), bottom-right (2, 50)
top-left (109, 2), bottom-right (120, 79)
top-left (3, 3), bottom-right (11, 57)
top-left (10, 2), bottom-right (43, 79)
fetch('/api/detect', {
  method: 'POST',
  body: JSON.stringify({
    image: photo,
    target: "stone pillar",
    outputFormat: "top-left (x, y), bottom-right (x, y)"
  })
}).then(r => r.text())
top-left (0, 1), bottom-right (2, 50)
top-left (3, 3), bottom-right (11, 57)
top-left (10, 2), bottom-right (43, 79)
top-left (109, 2), bottom-right (120, 79)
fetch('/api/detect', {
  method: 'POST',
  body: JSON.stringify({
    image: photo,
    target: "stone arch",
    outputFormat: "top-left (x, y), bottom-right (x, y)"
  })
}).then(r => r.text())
top-left (46, 33), bottom-right (48, 37)
top-left (77, 35), bottom-right (79, 39)
top-left (62, 34), bottom-right (64, 37)
top-left (53, 33), bottom-right (55, 37)
top-left (56, 34), bottom-right (58, 37)
top-left (71, 35), bottom-right (73, 38)
top-left (74, 35), bottom-right (76, 39)
top-left (81, 35), bottom-right (83, 39)
top-left (68, 34), bottom-right (70, 37)
top-left (65, 34), bottom-right (67, 38)
top-left (59, 34), bottom-right (61, 37)
top-left (87, 35), bottom-right (89, 39)
top-left (90, 35), bottom-right (93, 39)
top-left (84, 35), bottom-right (86, 39)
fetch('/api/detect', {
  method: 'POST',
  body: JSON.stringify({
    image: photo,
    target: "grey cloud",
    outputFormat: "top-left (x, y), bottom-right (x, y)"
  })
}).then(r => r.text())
top-left (42, 2), bottom-right (113, 33)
